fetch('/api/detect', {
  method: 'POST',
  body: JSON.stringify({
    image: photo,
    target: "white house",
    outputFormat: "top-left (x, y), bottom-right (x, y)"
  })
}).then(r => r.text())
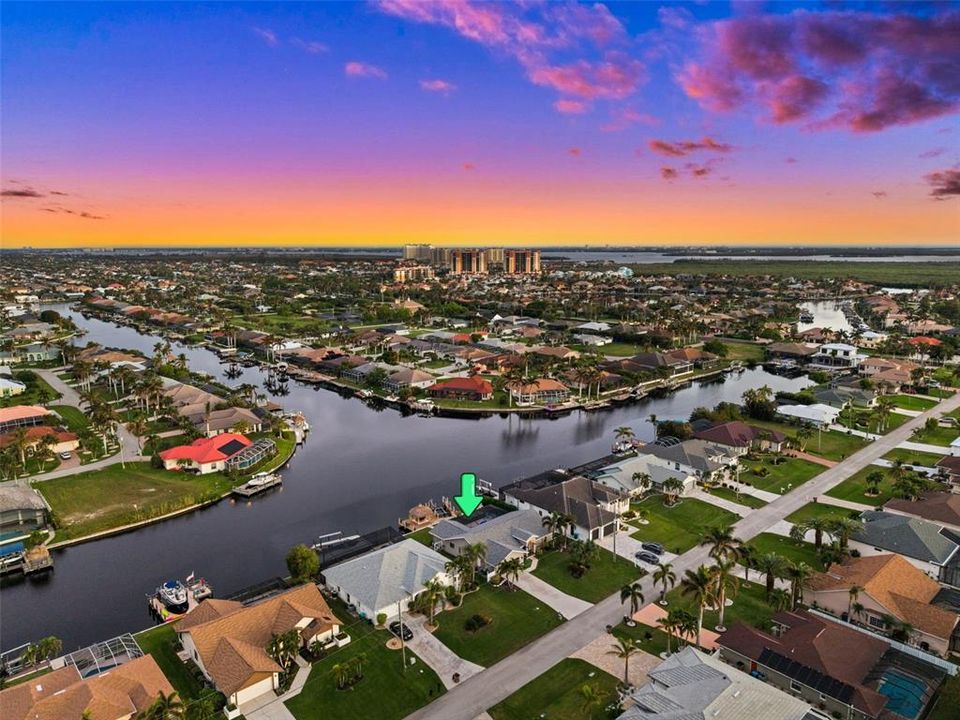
top-left (810, 343), bottom-right (866, 369)
top-left (776, 403), bottom-right (841, 428)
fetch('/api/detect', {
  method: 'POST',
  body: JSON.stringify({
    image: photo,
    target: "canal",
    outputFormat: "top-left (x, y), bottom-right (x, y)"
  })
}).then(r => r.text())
top-left (2, 307), bottom-right (812, 651)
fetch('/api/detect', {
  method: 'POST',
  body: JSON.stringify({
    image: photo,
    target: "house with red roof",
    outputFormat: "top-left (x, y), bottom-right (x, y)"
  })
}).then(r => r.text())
top-left (159, 433), bottom-right (253, 474)
top-left (0, 405), bottom-right (52, 434)
top-left (429, 375), bottom-right (494, 401)
top-left (693, 420), bottom-right (786, 455)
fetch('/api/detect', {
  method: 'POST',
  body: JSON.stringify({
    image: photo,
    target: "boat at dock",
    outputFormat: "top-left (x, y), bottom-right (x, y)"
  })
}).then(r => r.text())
top-left (0, 543), bottom-right (53, 576)
top-left (148, 574), bottom-right (213, 622)
top-left (231, 471), bottom-right (282, 497)
top-left (156, 580), bottom-right (189, 615)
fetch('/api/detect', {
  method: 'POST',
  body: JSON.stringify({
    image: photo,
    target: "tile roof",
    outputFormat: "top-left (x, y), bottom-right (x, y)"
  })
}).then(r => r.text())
top-left (853, 511), bottom-right (960, 564)
top-left (159, 433), bottom-right (252, 464)
top-left (506, 475), bottom-right (623, 531)
top-left (805, 554), bottom-right (958, 639)
top-left (0, 405), bottom-right (51, 423)
top-left (694, 420), bottom-right (786, 448)
top-left (886, 492), bottom-right (960, 528)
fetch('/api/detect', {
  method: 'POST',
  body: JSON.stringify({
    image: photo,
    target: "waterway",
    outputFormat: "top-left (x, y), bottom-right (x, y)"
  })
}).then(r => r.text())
top-left (797, 300), bottom-right (856, 334)
top-left (1, 307), bottom-right (812, 652)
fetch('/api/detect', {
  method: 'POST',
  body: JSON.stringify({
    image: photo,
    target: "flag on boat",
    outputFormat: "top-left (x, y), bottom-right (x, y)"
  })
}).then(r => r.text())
top-left (186, 571), bottom-right (195, 583)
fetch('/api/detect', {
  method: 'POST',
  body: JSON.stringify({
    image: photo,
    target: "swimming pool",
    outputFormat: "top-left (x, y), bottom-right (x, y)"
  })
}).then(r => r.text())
top-left (878, 670), bottom-right (927, 720)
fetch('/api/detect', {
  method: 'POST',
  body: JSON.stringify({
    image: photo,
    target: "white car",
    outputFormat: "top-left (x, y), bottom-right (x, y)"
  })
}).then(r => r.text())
top-left (59, 451), bottom-right (72, 460)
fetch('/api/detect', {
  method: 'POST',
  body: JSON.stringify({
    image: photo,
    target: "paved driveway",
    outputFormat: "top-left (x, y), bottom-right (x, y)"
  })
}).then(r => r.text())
top-left (403, 390), bottom-right (960, 720)
top-left (403, 614), bottom-right (485, 689)
top-left (514, 572), bottom-right (591, 620)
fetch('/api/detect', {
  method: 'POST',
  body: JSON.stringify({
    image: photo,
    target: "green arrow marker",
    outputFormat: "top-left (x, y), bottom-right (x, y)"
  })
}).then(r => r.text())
top-left (453, 472), bottom-right (483, 517)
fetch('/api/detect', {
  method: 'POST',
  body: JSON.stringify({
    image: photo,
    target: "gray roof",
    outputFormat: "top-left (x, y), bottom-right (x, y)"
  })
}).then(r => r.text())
top-left (322, 539), bottom-right (447, 614)
top-left (618, 647), bottom-right (818, 720)
top-left (592, 455), bottom-right (695, 493)
top-left (431, 509), bottom-right (546, 567)
top-left (504, 475), bottom-right (623, 531)
top-left (854, 511), bottom-right (960, 564)
top-left (641, 439), bottom-right (734, 476)
top-left (0, 485), bottom-right (47, 513)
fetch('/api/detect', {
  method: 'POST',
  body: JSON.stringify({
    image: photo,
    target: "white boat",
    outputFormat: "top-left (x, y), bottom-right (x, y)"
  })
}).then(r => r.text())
top-left (157, 580), bottom-right (189, 614)
top-left (246, 472), bottom-right (279, 488)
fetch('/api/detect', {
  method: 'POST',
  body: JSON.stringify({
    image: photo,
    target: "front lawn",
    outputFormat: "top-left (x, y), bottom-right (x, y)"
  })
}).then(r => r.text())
top-left (38, 463), bottom-right (233, 543)
top-left (532, 546), bottom-right (642, 603)
top-left (786, 502), bottom-right (859, 525)
top-left (912, 425), bottom-right (959, 448)
top-left (883, 448), bottom-right (946, 467)
top-left (488, 659), bottom-right (619, 720)
top-left (432, 584), bottom-right (564, 667)
top-left (0, 371), bottom-right (62, 407)
top-left (135, 624), bottom-right (209, 701)
top-left (49, 404), bottom-right (89, 433)
top-left (825, 466), bottom-right (896, 507)
top-left (664, 580), bottom-right (776, 631)
top-left (612, 622), bottom-right (670, 658)
top-left (889, 394), bottom-right (938, 411)
top-left (704, 486), bottom-right (767, 509)
top-left (286, 628), bottom-right (444, 720)
top-left (722, 340), bottom-right (766, 362)
top-left (739, 456), bottom-right (825, 494)
top-left (630, 497), bottom-right (738, 555)
top-left (746, 533), bottom-right (825, 570)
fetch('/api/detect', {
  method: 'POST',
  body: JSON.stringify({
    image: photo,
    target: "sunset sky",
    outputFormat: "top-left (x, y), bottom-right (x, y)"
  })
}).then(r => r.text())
top-left (2, 1), bottom-right (958, 248)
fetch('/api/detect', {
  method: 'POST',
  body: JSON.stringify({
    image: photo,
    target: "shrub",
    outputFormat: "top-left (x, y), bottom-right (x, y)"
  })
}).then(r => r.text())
top-left (376, 612), bottom-right (387, 627)
top-left (464, 614), bottom-right (491, 633)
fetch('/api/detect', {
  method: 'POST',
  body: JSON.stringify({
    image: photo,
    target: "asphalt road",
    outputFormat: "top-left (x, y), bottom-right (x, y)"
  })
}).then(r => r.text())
top-left (405, 390), bottom-right (960, 720)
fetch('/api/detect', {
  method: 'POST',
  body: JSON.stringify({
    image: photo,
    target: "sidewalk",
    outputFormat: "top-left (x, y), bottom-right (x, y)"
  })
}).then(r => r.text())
top-left (815, 495), bottom-right (874, 512)
top-left (690, 488), bottom-right (754, 516)
top-left (897, 440), bottom-right (949, 455)
top-left (828, 425), bottom-right (880, 441)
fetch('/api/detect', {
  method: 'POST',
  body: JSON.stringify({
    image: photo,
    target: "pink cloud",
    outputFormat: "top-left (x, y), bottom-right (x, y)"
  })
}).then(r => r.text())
top-left (648, 137), bottom-right (732, 157)
top-left (678, 8), bottom-right (960, 132)
top-left (554, 99), bottom-right (590, 115)
top-left (377, 0), bottom-right (644, 114)
top-left (919, 148), bottom-right (946, 159)
top-left (926, 168), bottom-right (960, 199)
top-left (568, 147), bottom-right (582, 157)
top-left (419, 79), bottom-right (457, 94)
top-left (660, 166), bottom-right (679, 180)
top-left (345, 61), bottom-right (388, 79)
top-left (253, 27), bottom-right (278, 46)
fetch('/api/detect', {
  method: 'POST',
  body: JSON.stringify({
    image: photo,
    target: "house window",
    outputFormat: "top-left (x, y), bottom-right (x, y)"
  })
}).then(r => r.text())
top-left (868, 615), bottom-right (885, 629)
top-left (790, 681), bottom-right (802, 693)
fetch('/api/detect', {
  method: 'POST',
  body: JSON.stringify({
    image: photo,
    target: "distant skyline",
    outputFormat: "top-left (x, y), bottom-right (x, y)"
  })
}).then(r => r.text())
top-left (2, 1), bottom-right (958, 248)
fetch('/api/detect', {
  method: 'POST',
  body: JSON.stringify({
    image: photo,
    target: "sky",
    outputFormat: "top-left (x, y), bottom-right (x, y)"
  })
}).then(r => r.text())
top-left (1, 1), bottom-right (958, 248)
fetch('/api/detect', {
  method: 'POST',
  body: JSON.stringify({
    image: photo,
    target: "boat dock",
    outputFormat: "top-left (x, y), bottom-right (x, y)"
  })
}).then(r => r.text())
top-left (0, 543), bottom-right (53, 576)
top-left (231, 472), bottom-right (283, 497)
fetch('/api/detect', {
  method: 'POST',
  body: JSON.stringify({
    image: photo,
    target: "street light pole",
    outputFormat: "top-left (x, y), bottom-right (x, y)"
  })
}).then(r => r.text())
top-left (397, 597), bottom-right (406, 670)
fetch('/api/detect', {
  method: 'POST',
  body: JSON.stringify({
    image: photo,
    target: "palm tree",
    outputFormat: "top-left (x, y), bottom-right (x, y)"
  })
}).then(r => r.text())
top-left (847, 584), bottom-right (864, 620)
top-left (755, 553), bottom-right (788, 598)
top-left (710, 560), bottom-right (739, 631)
top-left (653, 562), bottom-right (676, 605)
top-left (10, 427), bottom-right (29, 468)
top-left (463, 543), bottom-right (487, 585)
top-left (607, 636), bottom-right (639, 685)
top-left (865, 471), bottom-right (884, 496)
top-left (579, 682), bottom-right (606, 715)
top-left (796, 425), bottom-right (813, 451)
top-left (701, 526), bottom-right (743, 563)
top-left (787, 562), bottom-right (813, 609)
top-left (662, 477), bottom-right (684, 506)
top-left (142, 690), bottom-right (184, 720)
top-left (631, 472), bottom-right (652, 496)
top-left (266, 629), bottom-right (300, 674)
top-left (852, 601), bottom-right (865, 623)
top-left (680, 565), bottom-right (715, 649)
top-left (620, 583), bottom-right (645, 618)
top-left (445, 555), bottom-right (471, 593)
top-left (419, 579), bottom-right (445, 624)
top-left (828, 517), bottom-right (864, 550)
top-left (542, 513), bottom-right (561, 546)
top-left (791, 516), bottom-right (833, 549)
top-left (769, 588), bottom-right (792, 611)
top-left (496, 557), bottom-right (524, 589)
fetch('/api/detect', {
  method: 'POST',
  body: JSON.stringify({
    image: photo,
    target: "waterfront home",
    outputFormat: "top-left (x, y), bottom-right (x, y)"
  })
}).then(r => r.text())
top-left (428, 376), bottom-right (494, 401)
top-left (766, 342), bottom-right (819, 361)
top-left (693, 420), bottom-right (787, 455)
top-left (590, 454), bottom-right (697, 497)
top-left (0, 405), bottom-right (52, 434)
top-left (322, 538), bottom-right (452, 622)
top-left (385, 368), bottom-right (436, 392)
top-left (849, 511), bottom-right (960, 585)
top-left (0, 425), bottom-right (79, 455)
top-left (0, 376), bottom-right (26, 397)
top-left (617, 646), bottom-right (823, 720)
top-left (885, 492), bottom-right (960, 532)
top-left (639, 439), bottom-right (738, 483)
top-left (0, 653), bottom-right (174, 720)
top-left (532, 345), bottom-right (579, 361)
top-left (809, 343), bottom-right (866, 370)
top-left (804, 554), bottom-right (960, 657)
top-left (502, 472), bottom-right (627, 541)
top-left (340, 361), bottom-right (405, 384)
top-left (718, 609), bottom-right (945, 720)
top-left (192, 406), bottom-right (263, 437)
top-left (505, 378), bottom-right (569, 406)
top-left (159, 432), bottom-right (256, 474)
top-left (430, 508), bottom-right (548, 576)
top-left (664, 346), bottom-right (720, 369)
top-left (776, 403), bottom-right (841, 428)
top-left (177, 584), bottom-right (341, 708)
top-left (811, 384), bottom-right (876, 409)
top-left (0, 485), bottom-right (48, 538)
top-left (625, 351), bottom-right (694, 377)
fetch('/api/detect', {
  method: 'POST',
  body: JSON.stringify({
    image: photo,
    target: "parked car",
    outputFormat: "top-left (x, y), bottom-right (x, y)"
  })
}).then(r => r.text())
top-left (641, 542), bottom-right (664, 555)
top-left (635, 551), bottom-right (660, 565)
top-left (388, 621), bottom-right (413, 641)
top-left (59, 451), bottom-right (72, 460)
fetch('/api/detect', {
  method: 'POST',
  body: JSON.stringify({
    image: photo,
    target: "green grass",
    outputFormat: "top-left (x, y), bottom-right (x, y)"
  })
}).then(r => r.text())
top-left (786, 502), bottom-right (860, 525)
top-left (487, 659), bottom-right (619, 720)
top-left (825, 466), bottom-right (896, 507)
top-left (599, 342), bottom-right (645, 357)
top-left (883, 448), bottom-right (945, 467)
top-left (612, 622), bottom-right (670, 658)
top-left (38, 463), bottom-right (233, 542)
top-left (532, 547), bottom-right (642, 603)
top-left (722, 340), bottom-right (766, 362)
top-left (928, 671), bottom-right (960, 720)
top-left (4, 667), bottom-right (53, 688)
top-left (405, 527), bottom-right (434, 547)
top-left (739, 456), bottom-right (825, 493)
top-left (48, 405), bottom-right (89, 433)
top-left (432, 584), bottom-right (564, 667)
top-left (912, 425), bottom-right (959, 447)
top-left (0, 371), bottom-right (62, 407)
top-left (135, 624), bottom-right (207, 701)
top-left (664, 580), bottom-right (777, 631)
top-left (746, 533), bottom-right (825, 570)
top-left (888, 394), bottom-right (938, 411)
top-left (747, 419), bottom-right (869, 461)
top-left (286, 628), bottom-right (445, 720)
top-left (704, 486), bottom-right (767, 508)
top-left (630, 496), bottom-right (738, 555)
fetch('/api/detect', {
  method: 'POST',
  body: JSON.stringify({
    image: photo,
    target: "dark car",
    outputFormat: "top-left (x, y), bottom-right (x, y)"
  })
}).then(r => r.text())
top-left (641, 542), bottom-right (664, 555)
top-left (389, 621), bottom-right (413, 641)
top-left (635, 551), bottom-right (660, 565)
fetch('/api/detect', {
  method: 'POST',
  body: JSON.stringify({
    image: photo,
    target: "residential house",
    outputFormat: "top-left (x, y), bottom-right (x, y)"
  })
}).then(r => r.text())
top-left (506, 379), bottom-right (569, 406)
top-left (0, 405), bottom-right (52, 434)
top-left (0, 653), bottom-right (174, 720)
top-left (804, 553), bottom-right (960, 657)
top-left (850, 510), bottom-right (960, 584)
top-left (0, 485), bottom-right (48, 537)
top-left (617, 646), bottom-right (824, 720)
top-left (809, 343), bottom-right (866, 370)
top-left (430, 508), bottom-right (548, 576)
top-left (177, 584), bottom-right (342, 708)
top-left (718, 609), bottom-right (944, 720)
top-left (502, 472), bottom-right (627, 540)
top-left (639, 438), bottom-right (738, 483)
top-left (0, 426), bottom-right (79, 455)
top-left (191, 407), bottom-right (262, 437)
top-left (664, 347), bottom-right (720, 369)
top-left (767, 342), bottom-right (819, 361)
top-left (385, 368), bottom-right (436, 392)
top-left (0, 377), bottom-right (26, 398)
top-left (693, 420), bottom-right (787, 455)
top-left (626, 352), bottom-right (693, 377)
top-left (776, 403), bottom-right (841, 428)
top-left (159, 433), bottom-right (264, 474)
top-left (590, 454), bottom-right (698, 497)
top-left (322, 538), bottom-right (453, 622)
top-left (935, 457), bottom-right (960, 490)
top-left (428, 376), bottom-right (494, 401)
top-left (885, 492), bottom-right (960, 533)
